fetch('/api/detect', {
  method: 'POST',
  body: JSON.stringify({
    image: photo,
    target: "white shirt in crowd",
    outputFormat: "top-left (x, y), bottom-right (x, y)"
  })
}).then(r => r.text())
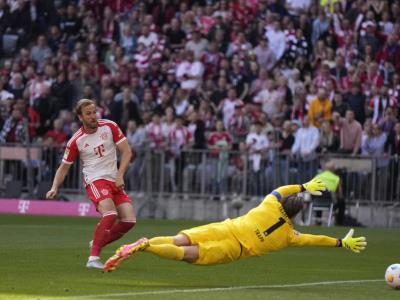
top-left (291, 125), bottom-right (320, 160)
top-left (137, 32), bottom-right (158, 48)
top-left (264, 28), bottom-right (286, 61)
top-left (254, 88), bottom-right (282, 118)
top-left (246, 132), bottom-right (269, 171)
top-left (176, 60), bottom-right (204, 90)
top-left (285, 0), bottom-right (311, 15)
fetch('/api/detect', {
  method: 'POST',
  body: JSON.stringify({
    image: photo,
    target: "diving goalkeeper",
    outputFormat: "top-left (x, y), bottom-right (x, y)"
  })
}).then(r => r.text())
top-left (103, 179), bottom-right (367, 272)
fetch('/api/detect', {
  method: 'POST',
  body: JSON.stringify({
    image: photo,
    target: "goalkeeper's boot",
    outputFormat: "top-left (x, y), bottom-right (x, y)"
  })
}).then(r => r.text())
top-left (86, 256), bottom-right (104, 269)
top-left (103, 238), bottom-right (149, 272)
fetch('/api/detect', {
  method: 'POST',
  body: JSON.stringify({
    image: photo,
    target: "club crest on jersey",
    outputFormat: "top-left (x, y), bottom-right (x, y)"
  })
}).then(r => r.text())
top-left (100, 132), bottom-right (108, 140)
top-left (101, 189), bottom-right (109, 196)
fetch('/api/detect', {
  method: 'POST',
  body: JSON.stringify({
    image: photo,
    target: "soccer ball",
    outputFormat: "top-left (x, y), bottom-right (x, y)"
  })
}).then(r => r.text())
top-left (385, 264), bottom-right (400, 289)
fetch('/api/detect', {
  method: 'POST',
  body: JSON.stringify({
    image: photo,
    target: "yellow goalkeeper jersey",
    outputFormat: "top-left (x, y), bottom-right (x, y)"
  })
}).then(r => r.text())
top-left (228, 185), bottom-right (337, 257)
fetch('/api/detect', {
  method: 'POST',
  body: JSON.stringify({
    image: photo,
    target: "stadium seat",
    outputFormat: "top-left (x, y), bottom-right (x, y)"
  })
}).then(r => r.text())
top-left (307, 192), bottom-right (334, 226)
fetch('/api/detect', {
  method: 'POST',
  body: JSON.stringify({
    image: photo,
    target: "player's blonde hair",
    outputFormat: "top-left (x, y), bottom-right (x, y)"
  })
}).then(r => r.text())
top-left (75, 99), bottom-right (96, 116)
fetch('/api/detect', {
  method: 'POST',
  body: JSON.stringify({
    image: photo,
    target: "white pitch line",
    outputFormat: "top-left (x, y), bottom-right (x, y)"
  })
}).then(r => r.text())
top-left (47, 279), bottom-right (383, 299)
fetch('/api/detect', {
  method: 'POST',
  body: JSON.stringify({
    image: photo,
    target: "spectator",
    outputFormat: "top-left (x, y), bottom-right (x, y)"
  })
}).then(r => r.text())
top-left (219, 88), bottom-right (243, 130)
top-left (176, 50), bottom-right (204, 90)
top-left (291, 116), bottom-right (320, 182)
top-left (386, 121), bottom-right (400, 198)
top-left (138, 24), bottom-right (158, 49)
top-left (274, 120), bottom-right (295, 185)
top-left (345, 83), bottom-right (366, 125)
top-left (0, 107), bottom-right (27, 143)
top-left (311, 10), bottom-right (330, 45)
top-left (185, 28), bottom-right (208, 60)
top-left (254, 37), bottom-right (276, 72)
top-left (265, 20), bottom-right (286, 61)
top-left (207, 119), bottom-right (232, 194)
top-left (339, 110), bottom-right (362, 155)
top-left (165, 18), bottom-right (186, 50)
top-left (228, 104), bottom-right (251, 147)
top-left (41, 118), bottom-right (67, 148)
top-left (379, 107), bottom-right (397, 134)
top-left (285, 0), bottom-right (312, 16)
top-left (308, 87), bottom-right (332, 128)
top-left (126, 119), bottom-right (147, 191)
top-left (361, 123), bottom-right (388, 200)
top-left (59, 4), bottom-right (82, 49)
top-left (332, 92), bottom-right (348, 117)
top-left (8, 73), bottom-right (24, 99)
top-left (109, 86), bottom-right (142, 131)
top-left (245, 121), bottom-right (269, 195)
top-left (31, 35), bottom-right (53, 71)
top-left (319, 120), bottom-right (339, 153)
top-left (146, 113), bottom-right (165, 149)
top-left (253, 79), bottom-right (282, 120)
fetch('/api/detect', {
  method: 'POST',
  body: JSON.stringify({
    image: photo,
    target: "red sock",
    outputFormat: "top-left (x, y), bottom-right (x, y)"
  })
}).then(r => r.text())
top-left (102, 221), bottom-right (136, 247)
top-left (90, 212), bottom-right (118, 256)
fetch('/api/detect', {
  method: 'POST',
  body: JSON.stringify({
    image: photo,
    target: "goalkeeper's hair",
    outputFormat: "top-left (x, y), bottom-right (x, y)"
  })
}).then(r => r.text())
top-left (281, 195), bottom-right (304, 219)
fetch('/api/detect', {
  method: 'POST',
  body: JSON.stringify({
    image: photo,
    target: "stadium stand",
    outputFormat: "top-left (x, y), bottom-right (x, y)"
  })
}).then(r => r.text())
top-left (0, 0), bottom-right (400, 226)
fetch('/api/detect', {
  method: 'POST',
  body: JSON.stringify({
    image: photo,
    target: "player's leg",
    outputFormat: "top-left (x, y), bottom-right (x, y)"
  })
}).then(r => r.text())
top-left (102, 202), bottom-right (136, 247)
top-left (147, 233), bottom-right (191, 246)
top-left (87, 198), bottom-right (117, 269)
top-left (103, 233), bottom-right (193, 272)
top-left (103, 236), bottom-right (195, 272)
top-left (142, 234), bottom-right (191, 261)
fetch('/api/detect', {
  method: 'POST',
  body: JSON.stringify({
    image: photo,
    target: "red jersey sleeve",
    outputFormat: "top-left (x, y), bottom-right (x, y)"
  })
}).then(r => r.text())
top-left (62, 140), bottom-right (79, 164)
top-left (108, 121), bottom-right (126, 144)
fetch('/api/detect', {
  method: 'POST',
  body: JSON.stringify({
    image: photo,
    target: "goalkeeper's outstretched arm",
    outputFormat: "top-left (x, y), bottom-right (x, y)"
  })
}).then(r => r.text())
top-left (268, 178), bottom-right (327, 202)
top-left (289, 228), bottom-right (367, 253)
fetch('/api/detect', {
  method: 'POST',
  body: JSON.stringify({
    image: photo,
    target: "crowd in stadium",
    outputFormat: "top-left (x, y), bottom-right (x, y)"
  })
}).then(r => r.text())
top-left (0, 0), bottom-right (400, 179)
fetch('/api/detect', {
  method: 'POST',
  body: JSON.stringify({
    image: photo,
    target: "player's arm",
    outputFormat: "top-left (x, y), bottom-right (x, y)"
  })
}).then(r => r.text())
top-left (289, 229), bottom-right (367, 253)
top-left (116, 139), bottom-right (132, 189)
top-left (268, 178), bottom-right (327, 202)
top-left (46, 162), bottom-right (71, 199)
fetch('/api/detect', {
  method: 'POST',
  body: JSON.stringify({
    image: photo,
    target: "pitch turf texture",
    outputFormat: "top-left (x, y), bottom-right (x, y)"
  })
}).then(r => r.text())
top-left (0, 215), bottom-right (399, 300)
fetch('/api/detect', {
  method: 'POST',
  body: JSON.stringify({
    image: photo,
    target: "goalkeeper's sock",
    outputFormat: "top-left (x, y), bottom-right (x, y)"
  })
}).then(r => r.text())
top-left (144, 243), bottom-right (185, 261)
top-left (102, 221), bottom-right (136, 247)
top-left (149, 236), bottom-right (174, 245)
top-left (90, 212), bottom-right (117, 256)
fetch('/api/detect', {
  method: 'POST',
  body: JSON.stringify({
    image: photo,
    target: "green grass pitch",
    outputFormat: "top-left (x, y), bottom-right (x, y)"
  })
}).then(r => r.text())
top-left (0, 214), bottom-right (399, 300)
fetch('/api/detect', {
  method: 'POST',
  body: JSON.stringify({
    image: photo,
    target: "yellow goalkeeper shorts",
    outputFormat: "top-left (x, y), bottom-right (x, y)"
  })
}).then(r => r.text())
top-left (180, 220), bottom-right (242, 265)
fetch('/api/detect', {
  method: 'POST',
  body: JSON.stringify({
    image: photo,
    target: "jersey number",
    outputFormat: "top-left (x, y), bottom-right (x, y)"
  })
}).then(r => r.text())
top-left (263, 217), bottom-right (286, 237)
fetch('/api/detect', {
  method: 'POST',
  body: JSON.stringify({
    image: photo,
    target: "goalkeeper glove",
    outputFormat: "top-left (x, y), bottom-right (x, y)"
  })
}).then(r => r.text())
top-left (302, 178), bottom-right (326, 196)
top-left (340, 228), bottom-right (367, 253)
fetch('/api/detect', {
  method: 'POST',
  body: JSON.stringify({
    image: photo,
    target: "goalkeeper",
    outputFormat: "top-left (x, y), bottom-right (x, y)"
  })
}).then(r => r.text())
top-left (103, 179), bottom-right (367, 272)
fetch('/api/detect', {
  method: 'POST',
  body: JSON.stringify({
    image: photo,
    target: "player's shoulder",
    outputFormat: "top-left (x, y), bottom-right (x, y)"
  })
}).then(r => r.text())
top-left (98, 119), bottom-right (120, 129)
top-left (66, 128), bottom-right (84, 147)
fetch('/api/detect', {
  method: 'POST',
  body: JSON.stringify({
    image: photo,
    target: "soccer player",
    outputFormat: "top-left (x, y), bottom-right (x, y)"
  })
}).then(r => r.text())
top-left (103, 178), bottom-right (367, 272)
top-left (46, 99), bottom-right (136, 269)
